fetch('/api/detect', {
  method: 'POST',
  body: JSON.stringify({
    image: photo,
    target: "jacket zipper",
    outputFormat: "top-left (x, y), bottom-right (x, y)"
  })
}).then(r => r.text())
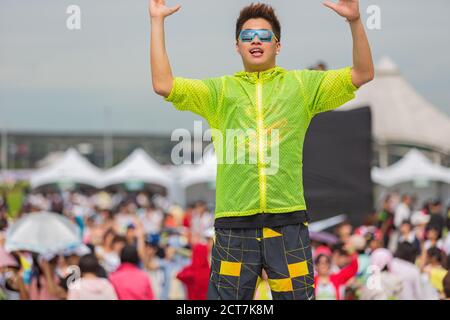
top-left (256, 77), bottom-right (267, 211)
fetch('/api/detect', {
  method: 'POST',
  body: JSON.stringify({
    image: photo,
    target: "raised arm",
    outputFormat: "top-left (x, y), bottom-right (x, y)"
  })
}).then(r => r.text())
top-left (324, 0), bottom-right (374, 88)
top-left (149, 0), bottom-right (181, 97)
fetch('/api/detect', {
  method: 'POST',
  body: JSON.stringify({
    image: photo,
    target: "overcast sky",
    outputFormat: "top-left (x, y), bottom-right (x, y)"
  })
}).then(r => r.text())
top-left (1, 0), bottom-right (449, 135)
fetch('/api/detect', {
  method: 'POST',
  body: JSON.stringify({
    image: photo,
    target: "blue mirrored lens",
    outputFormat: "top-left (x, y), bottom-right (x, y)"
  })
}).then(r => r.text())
top-left (257, 30), bottom-right (272, 41)
top-left (240, 29), bottom-right (273, 42)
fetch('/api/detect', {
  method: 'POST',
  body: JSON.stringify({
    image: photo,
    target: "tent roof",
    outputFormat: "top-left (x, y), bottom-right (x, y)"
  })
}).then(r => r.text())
top-left (372, 149), bottom-right (450, 186)
top-left (30, 148), bottom-right (103, 188)
top-left (101, 148), bottom-right (173, 188)
top-left (339, 56), bottom-right (450, 153)
top-left (177, 150), bottom-right (217, 188)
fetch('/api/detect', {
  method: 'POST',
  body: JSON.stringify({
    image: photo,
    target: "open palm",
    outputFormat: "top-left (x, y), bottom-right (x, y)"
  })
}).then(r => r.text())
top-left (324, 0), bottom-right (360, 21)
top-left (149, 0), bottom-right (181, 18)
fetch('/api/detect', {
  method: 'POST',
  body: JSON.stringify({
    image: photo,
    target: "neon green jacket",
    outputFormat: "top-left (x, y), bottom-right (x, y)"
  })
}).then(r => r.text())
top-left (165, 66), bottom-right (358, 219)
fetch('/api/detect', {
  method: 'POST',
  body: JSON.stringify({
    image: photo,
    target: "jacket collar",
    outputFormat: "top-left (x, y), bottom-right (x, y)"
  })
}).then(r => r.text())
top-left (234, 66), bottom-right (286, 84)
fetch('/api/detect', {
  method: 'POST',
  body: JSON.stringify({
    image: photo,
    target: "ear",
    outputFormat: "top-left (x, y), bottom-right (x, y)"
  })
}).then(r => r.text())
top-left (277, 41), bottom-right (281, 51)
top-left (235, 41), bottom-right (240, 54)
top-left (276, 41), bottom-right (282, 54)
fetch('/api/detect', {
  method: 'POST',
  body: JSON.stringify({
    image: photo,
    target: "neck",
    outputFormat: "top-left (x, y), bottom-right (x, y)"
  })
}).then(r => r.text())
top-left (244, 61), bottom-right (276, 73)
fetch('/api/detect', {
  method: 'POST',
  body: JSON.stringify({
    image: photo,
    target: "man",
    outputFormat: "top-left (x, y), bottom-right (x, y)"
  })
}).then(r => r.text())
top-left (149, 0), bottom-right (373, 300)
top-left (427, 199), bottom-right (445, 236)
top-left (394, 194), bottom-right (412, 229)
top-left (391, 242), bottom-right (424, 300)
top-left (109, 245), bottom-right (155, 300)
top-left (190, 200), bottom-right (214, 243)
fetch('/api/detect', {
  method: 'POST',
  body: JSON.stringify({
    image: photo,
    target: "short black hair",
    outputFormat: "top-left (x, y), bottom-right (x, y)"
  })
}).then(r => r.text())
top-left (427, 246), bottom-right (444, 265)
top-left (235, 3), bottom-right (281, 41)
top-left (332, 242), bottom-right (348, 256)
top-left (78, 254), bottom-right (100, 275)
top-left (112, 235), bottom-right (127, 245)
top-left (314, 253), bottom-right (331, 266)
top-left (120, 245), bottom-right (140, 265)
top-left (395, 242), bottom-right (417, 263)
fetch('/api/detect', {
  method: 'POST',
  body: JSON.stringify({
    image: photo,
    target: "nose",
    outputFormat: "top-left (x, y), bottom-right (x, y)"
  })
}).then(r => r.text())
top-left (251, 35), bottom-right (262, 45)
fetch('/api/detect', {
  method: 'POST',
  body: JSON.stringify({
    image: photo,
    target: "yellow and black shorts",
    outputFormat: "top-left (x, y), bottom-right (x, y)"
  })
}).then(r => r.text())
top-left (207, 222), bottom-right (315, 300)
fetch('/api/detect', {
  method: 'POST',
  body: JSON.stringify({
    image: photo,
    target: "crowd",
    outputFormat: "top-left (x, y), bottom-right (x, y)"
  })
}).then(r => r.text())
top-left (0, 189), bottom-right (449, 300)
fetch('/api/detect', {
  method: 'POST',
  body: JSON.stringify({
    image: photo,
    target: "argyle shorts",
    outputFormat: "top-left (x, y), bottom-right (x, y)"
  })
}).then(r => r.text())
top-left (207, 222), bottom-right (315, 300)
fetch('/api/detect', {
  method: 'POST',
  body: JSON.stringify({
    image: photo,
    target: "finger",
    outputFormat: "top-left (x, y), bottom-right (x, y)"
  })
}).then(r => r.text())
top-left (168, 4), bottom-right (181, 14)
top-left (323, 1), bottom-right (339, 12)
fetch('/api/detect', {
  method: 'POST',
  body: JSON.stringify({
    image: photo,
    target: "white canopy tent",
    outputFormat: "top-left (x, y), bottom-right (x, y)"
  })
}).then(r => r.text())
top-left (173, 150), bottom-right (218, 206)
top-left (30, 148), bottom-right (104, 189)
top-left (340, 57), bottom-right (450, 154)
top-left (100, 148), bottom-right (173, 189)
top-left (178, 150), bottom-right (217, 188)
top-left (372, 149), bottom-right (450, 187)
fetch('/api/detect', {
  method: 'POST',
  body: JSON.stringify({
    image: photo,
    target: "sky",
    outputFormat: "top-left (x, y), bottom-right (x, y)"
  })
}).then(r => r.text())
top-left (0, 0), bottom-right (449, 135)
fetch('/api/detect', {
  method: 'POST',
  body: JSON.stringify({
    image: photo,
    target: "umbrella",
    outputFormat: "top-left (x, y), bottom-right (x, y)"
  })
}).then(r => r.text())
top-left (5, 211), bottom-right (82, 255)
top-left (309, 231), bottom-right (339, 245)
top-left (308, 214), bottom-right (347, 232)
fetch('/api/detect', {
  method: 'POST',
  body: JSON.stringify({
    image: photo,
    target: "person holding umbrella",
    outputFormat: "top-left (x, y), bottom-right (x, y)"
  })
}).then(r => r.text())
top-left (0, 248), bottom-right (29, 300)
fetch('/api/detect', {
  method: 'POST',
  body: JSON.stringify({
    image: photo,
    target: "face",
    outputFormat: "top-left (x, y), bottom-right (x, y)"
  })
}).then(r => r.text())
top-left (337, 224), bottom-right (352, 241)
top-left (236, 18), bottom-right (281, 72)
top-left (316, 255), bottom-right (331, 276)
top-left (112, 241), bottom-right (125, 253)
top-left (333, 252), bottom-right (350, 269)
top-left (427, 229), bottom-right (439, 241)
top-left (400, 223), bottom-right (412, 235)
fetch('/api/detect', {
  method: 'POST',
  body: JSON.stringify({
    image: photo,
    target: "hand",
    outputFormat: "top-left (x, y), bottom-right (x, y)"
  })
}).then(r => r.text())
top-left (38, 256), bottom-right (53, 275)
top-left (149, 0), bottom-right (181, 19)
top-left (132, 216), bottom-right (145, 237)
top-left (9, 270), bottom-right (25, 290)
top-left (323, 0), bottom-right (360, 22)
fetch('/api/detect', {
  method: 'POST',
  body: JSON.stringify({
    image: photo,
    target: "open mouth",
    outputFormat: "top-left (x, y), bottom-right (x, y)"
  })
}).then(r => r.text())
top-left (249, 47), bottom-right (264, 58)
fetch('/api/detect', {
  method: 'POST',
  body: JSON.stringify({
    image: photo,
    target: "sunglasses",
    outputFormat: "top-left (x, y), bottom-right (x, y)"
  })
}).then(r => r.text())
top-left (239, 29), bottom-right (278, 42)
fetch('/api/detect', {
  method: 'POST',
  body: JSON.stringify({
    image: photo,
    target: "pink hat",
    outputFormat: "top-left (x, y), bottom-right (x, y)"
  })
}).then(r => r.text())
top-left (370, 248), bottom-right (393, 270)
top-left (314, 245), bottom-right (332, 259)
top-left (0, 247), bottom-right (19, 268)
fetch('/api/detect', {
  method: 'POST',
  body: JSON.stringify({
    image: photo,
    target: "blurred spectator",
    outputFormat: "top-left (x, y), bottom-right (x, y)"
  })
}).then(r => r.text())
top-left (176, 243), bottom-right (210, 300)
top-left (360, 248), bottom-right (403, 300)
top-left (0, 249), bottom-right (28, 300)
top-left (397, 220), bottom-right (421, 255)
top-left (96, 230), bottom-right (126, 273)
top-left (426, 199), bottom-right (445, 237)
top-left (314, 249), bottom-right (358, 300)
top-left (67, 254), bottom-right (117, 300)
top-left (139, 203), bottom-right (163, 236)
top-left (394, 194), bottom-right (412, 229)
top-left (190, 201), bottom-right (214, 243)
top-left (424, 226), bottom-right (444, 251)
top-left (109, 245), bottom-right (154, 300)
top-left (334, 221), bottom-right (353, 244)
top-left (378, 195), bottom-right (395, 247)
top-left (422, 247), bottom-right (447, 297)
top-left (29, 255), bottom-right (66, 300)
top-left (391, 242), bottom-right (423, 299)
